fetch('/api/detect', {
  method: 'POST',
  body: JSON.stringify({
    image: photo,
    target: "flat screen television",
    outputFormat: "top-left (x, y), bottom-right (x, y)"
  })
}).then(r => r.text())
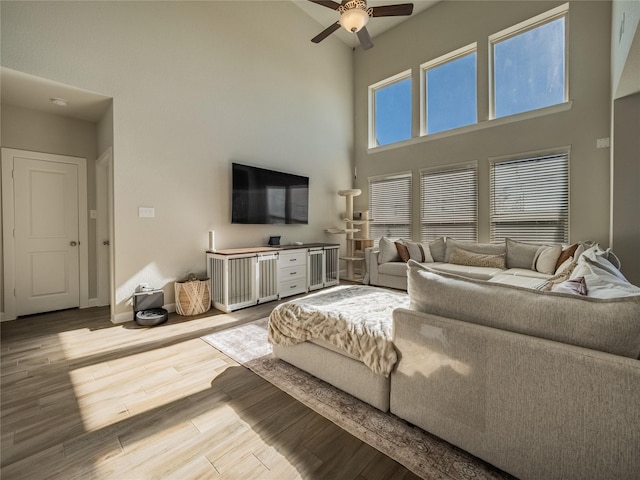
top-left (231, 163), bottom-right (309, 225)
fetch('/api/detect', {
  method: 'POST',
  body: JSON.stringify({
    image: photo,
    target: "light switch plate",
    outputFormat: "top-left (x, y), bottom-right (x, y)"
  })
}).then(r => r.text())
top-left (596, 137), bottom-right (610, 149)
top-left (139, 207), bottom-right (155, 218)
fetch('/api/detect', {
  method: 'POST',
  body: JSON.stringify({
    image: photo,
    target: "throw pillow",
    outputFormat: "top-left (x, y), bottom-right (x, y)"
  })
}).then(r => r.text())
top-left (534, 244), bottom-right (563, 274)
top-left (551, 276), bottom-right (588, 296)
top-left (444, 238), bottom-right (505, 263)
top-left (406, 260), bottom-right (640, 359)
top-left (395, 241), bottom-right (410, 263)
top-left (429, 237), bottom-right (447, 262)
top-left (505, 238), bottom-right (542, 269)
top-left (448, 247), bottom-right (506, 269)
top-left (405, 241), bottom-right (434, 263)
top-left (538, 258), bottom-right (579, 291)
top-left (555, 243), bottom-right (578, 271)
top-left (378, 237), bottom-right (401, 264)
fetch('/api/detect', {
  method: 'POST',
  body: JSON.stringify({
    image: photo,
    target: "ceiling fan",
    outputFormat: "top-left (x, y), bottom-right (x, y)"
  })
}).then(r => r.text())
top-left (309, 0), bottom-right (414, 50)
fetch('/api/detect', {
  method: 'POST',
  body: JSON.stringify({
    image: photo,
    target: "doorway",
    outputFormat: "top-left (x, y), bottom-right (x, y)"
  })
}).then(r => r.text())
top-left (2, 148), bottom-right (89, 320)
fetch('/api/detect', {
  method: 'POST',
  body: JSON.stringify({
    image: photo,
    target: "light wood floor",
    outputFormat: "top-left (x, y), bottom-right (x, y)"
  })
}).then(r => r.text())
top-left (1, 300), bottom-right (421, 479)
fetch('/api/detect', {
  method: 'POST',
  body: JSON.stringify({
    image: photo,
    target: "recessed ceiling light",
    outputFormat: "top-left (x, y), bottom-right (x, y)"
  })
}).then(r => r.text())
top-left (50, 97), bottom-right (68, 107)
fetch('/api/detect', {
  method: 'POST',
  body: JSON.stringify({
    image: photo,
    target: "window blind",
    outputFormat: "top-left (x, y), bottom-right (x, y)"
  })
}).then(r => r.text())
top-left (368, 173), bottom-right (412, 245)
top-left (490, 152), bottom-right (569, 243)
top-left (420, 164), bottom-right (478, 242)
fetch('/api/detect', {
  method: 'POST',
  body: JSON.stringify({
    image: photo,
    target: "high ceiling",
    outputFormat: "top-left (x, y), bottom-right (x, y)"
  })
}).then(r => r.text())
top-left (0, 1), bottom-right (438, 123)
top-left (292, 0), bottom-right (439, 47)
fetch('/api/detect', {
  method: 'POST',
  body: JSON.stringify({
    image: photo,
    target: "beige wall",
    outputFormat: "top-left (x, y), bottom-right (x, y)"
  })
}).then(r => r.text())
top-left (612, 92), bottom-right (640, 285)
top-left (1, 104), bottom-right (100, 299)
top-left (611, 0), bottom-right (640, 99)
top-left (353, 1), bottom-right (612, 247)
top-left (1, 1), bottom-right (353, 320)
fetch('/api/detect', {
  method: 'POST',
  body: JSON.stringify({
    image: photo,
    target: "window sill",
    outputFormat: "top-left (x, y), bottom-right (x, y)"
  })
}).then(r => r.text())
top-left (368, 101), bottom-right (573, 154)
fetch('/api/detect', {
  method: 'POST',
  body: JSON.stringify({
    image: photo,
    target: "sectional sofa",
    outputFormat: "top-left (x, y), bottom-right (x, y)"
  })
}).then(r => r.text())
top-left (392, 255), bottom-right (640, 479)
top-left (365, 237), bottom-right (598, 291)
top-left (271, 238), bottom-right (640, 479)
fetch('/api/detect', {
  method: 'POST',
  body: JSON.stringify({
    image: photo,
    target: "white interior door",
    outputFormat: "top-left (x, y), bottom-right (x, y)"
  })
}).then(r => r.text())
top-left (13, 155), bottom-right (81, 316)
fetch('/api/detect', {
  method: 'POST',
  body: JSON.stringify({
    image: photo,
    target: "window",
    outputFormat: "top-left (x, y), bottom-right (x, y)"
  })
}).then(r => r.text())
top-left (490, 3), bottom-right (568, 118)
top-left (490, 152), bottom-right (569, 244)
top-left (421, 44), bottom-right (477, 135)
top-left (368, 172), bottom-right (412, 244)
top-left (369, 70), bottom-right (412, 147)
top-left (420, 164), bottom-right (477, 242)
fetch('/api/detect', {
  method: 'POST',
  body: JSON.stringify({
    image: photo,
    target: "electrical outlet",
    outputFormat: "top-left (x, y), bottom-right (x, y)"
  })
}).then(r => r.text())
top-left (139, 207), bottom-right (155, 218)
top-left (596, 137), bottom-right (610, 149)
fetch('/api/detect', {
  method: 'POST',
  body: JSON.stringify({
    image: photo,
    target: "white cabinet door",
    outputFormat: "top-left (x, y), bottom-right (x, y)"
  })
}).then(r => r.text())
top-left (278, 249), bottom-right (307, 298)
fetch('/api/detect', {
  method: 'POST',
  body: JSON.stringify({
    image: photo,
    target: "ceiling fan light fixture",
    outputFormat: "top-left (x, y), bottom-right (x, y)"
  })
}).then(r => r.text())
top-left (340, 7), bottom-right (370, 33)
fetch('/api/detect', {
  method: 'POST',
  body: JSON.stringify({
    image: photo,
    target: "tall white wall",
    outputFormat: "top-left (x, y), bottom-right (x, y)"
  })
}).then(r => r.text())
top-left (611, 0), bottom-right (640, 99)
top-left (353, 1), bottom-right (612, 247)
top-left (1, 1), bottom-right (353, 320)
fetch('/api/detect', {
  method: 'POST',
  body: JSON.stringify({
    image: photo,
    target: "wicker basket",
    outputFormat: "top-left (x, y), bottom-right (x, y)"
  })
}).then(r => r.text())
top-left (175, 274), bottom-right (211, 316)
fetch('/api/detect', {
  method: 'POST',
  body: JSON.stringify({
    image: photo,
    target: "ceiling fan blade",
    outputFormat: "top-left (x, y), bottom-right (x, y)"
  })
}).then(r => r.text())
top-left (357, 26), bottom-right (374, 50)
top-left (311, 22), bottom-right (341, 43)
top-left (370, 3), bottom-right (414, 17)
top-left (307, 0), bottom-right (341, 10)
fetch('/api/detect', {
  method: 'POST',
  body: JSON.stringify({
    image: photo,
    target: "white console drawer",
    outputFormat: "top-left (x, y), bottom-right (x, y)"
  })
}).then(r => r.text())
top-left (279, 265), bottom-right (306, 282)
top-left (279, 279), bottom-right (307, 297)
top-left (279, 250), bottom-right (307, 268)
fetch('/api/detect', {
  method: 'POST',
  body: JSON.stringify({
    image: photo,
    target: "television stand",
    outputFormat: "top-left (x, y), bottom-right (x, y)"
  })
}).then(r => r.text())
top-left (206, 243), bottom-right (339, 312)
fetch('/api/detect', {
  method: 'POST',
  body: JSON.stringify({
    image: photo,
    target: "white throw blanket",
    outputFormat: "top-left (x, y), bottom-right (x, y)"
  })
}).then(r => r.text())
top-left (268, 285), bottom-right (409, 376)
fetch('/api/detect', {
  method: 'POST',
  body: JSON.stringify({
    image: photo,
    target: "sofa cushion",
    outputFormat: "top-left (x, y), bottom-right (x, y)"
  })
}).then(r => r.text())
top-left (501, 268), bottom-right (553, 279)
top-left (378, 262), bottom-right (410, 276)
top-left (449, 247), bottom-right (506, 269)
top-left (444, 239), bottom-right (505, 263)
top-left (405, 241), bottom-right (434, 263)
top-left (505, 238), bottom-right (543, 269)
top-left (395, 241), bottom-right (410, 262)
top-left (489, 274), bottom-right (548, 289)
top-left (378, 237), bottom-right (401, 264)
top-left (533, 244), bottom-right (563, 274)
top-left (555, 243), bottom-right (579, 271)
top-left (429, 237), bottom-right (447, 263)
top-left (427, 262), bottom-right (504, 280)
top-left (407, 260), bottom-right (640, 359)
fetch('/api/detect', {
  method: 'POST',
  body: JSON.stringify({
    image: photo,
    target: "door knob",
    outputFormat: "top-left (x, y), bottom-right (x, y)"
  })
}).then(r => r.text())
top-left (103, 240), bottom-right (110, 246)
top-left (70, 241), bottom-right (78, 246)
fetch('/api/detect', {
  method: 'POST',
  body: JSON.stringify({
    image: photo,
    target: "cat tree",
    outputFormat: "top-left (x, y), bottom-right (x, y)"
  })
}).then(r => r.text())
top-left (325, 189), bottom-right (372, 281)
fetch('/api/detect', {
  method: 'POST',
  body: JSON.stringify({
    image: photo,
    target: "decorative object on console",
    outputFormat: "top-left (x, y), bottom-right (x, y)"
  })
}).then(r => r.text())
top-left (268, 235), bottom-right (281, 246)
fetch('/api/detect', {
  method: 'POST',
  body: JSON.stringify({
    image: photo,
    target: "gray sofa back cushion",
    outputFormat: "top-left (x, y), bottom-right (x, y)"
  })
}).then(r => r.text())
top-left (505, 238), bottom-right (543, 269)
top-left (407, 260), bottom-right (640, 359)
top-left (444, 238), bottom-right (505, 263)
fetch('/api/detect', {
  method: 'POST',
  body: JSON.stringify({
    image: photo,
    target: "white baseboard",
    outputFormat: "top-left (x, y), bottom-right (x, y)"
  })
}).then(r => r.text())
top-left (88, 298), bottom-right (99, 308)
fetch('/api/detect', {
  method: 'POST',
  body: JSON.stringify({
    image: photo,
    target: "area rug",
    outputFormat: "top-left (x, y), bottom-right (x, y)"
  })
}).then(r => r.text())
top-left (201, 318), bottom-right (513, 480)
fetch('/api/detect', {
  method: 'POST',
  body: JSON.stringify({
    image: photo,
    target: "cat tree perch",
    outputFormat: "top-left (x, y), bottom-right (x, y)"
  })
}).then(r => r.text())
top-left (325, 189), bottom-right (373, 281)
